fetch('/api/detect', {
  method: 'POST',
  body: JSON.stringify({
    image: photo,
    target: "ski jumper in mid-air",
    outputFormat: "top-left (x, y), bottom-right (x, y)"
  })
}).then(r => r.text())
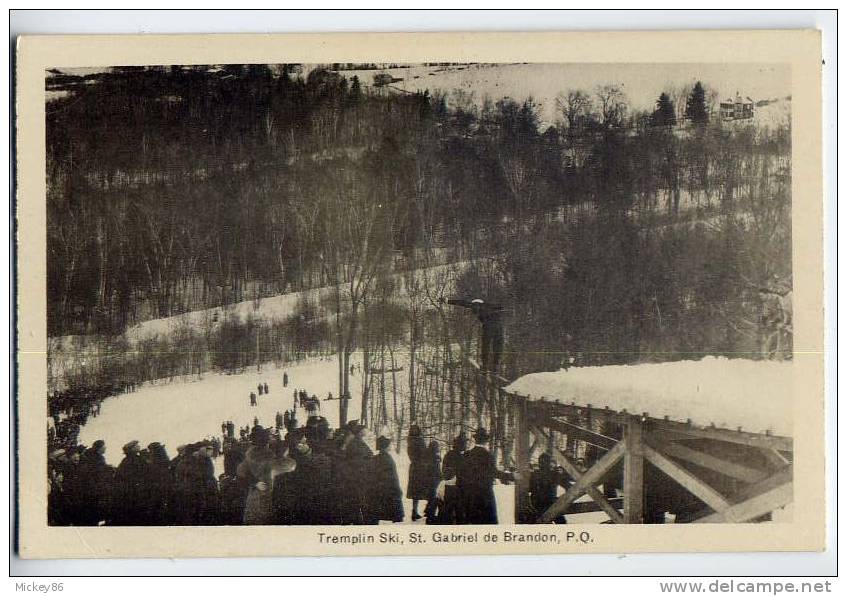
top-left (446, 298), bottom-right (505, 373)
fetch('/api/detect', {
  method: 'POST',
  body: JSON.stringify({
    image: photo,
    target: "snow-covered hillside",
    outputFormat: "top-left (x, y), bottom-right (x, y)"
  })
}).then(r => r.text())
top-left (124, 261), bottom-right (466, 343)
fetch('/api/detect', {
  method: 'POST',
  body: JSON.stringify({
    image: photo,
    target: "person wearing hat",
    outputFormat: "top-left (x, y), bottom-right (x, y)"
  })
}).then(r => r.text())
top-left (76, 439), bottom-right (114, 525)
top-left (459, 427), bottom-right (513, 524)
top-left (144, 442), bottom-right (174, 525)
top-left (405, 424), bottom-right (430, 521)
top-left (438, 434), bottom-right (468, 524)
top-left (273, 428), bottom-right (333, 525)
top-left (237, 425), bottom-right (295, 525)
top-left (336, 421), bottom-right (373, 524)
top-left (111, 439), bottom-right (151, 525)
top-left (367, 436), bottom-right (404, 524)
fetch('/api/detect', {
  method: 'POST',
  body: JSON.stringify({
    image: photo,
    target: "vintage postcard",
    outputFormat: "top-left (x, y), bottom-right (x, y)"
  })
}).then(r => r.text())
top-left (15, 31), bottom-right (824, 558)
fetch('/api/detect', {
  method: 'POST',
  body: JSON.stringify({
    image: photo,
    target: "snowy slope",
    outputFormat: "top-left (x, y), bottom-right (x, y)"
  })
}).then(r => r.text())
top-left (78, 355), bottom-right (362, 467)
top-left (124, 261), bottom-right (466, 343)
top-left (506, 357), bottom-right (793, 437)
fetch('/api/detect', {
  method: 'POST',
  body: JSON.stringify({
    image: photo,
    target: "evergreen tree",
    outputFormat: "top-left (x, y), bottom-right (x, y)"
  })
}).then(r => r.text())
top-left (651, 92), bottom-right (677, 127)
top-left (685, 81), bottom-right (709, 125)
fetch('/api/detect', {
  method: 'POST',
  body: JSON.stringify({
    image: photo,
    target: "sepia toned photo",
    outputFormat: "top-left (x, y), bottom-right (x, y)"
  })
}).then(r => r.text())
top-left (15, 31), bottom-right (824, 558)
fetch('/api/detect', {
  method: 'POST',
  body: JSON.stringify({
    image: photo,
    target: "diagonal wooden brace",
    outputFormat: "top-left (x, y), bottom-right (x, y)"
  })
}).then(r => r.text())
top-left (531, 427), bottom-right (624, 524)
top-left (642, 443), bottom-right (731, 513)
top-left (539, 439), bottom-right (626, 523)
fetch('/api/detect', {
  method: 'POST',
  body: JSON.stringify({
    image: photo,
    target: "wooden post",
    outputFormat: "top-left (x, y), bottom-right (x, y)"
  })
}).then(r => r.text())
top-left (513, 394), bottom-right (531, 524)
top-left (623, 415), bottom-right (644, 524)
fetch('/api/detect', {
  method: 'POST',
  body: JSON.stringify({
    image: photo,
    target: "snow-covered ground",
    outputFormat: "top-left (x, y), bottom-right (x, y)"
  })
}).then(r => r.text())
top-left (124, 261), bottom-right (466, 343)
top-left (506, 356), bottom-right (793, 437)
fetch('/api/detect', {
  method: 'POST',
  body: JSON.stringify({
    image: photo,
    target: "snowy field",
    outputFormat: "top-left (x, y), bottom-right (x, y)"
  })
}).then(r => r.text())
top-left (506, 356), bottom-right (793, 437)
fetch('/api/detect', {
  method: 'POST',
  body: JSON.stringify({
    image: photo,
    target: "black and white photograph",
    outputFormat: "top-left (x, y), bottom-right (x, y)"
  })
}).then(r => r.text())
top-left (14, 29), bottom-right (826, 559)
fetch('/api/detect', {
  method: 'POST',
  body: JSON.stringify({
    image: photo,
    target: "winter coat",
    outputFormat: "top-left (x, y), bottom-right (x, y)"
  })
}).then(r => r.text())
top-left (368, 451), bottom-right (404, 523)
top-left (459, 446), bottom-right (501, 524)
top-left (170, 451), bottom-right (218, 525)
top-left (406, 436), bottom-right (431, 500)
top-left (111, 452), bottom-right (152, 525)
top-left (336, 436), bottom-right (373, 524)
top-left (237, 445), bottom-right (295, 525)
top-left (273, 451), bottom-right (334, 525)
top-left (146, 452), bottom-right (174, 525)
top-left (529, 467), bottom-right (569, 522)
top-left (437, 449), bottom-right (465, 524)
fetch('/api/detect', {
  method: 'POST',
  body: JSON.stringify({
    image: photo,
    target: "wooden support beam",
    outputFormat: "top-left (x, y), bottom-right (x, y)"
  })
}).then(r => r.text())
top-left (544, 417), bottom-right (618, 450)
top-left (567, 497), bottom-right (624, 515)
top-left (642, 443), bottom-right (731, 513)
top-left (623, 415), bottom-right (645, 523)
top-left (696, 482), bottom-right (793, 523)
top-left (760, 447), bottom-right (791, 469)
top-left (647, 437), bottom-right (771, 484)
top-left (680, 465), bottom-right (793, 523)
top-left (513, 395), bottom-right (531, 524)
top-left (531, 427), bottom-right (625, 524)
top-left (539, 439), bottom-right (626, 523)
top-left (647, 420), bottom-right (793, 452)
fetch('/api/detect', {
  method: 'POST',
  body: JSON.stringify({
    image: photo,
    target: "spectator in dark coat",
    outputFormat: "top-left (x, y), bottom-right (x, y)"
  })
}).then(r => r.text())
top-left (219, 442), bottom-right (248, 525)
top-left (190, 443), bottom-right (220, 525)
top-left (529, 453), bottom-right (570, 523)
top-left (57, 446), bottom-right (86, 525)
top-left (337, 421), bottom-right (373, 524)
top-left (437, 434), bottom-right (467, 524)
top-left (406, 424), bottom-right (430, 521)
top-left (459, 428), bottom-right (512, 525)
top-left (368, 436), bottom-right (404, 523)
top-left (111, 440), bottom-right (151, 525)
top-left (145, 442), bottom-right (173, 525)
top-left (274, 430), bottom-right (334, 525)
top-left (76, 440), bottom-right (113, 526)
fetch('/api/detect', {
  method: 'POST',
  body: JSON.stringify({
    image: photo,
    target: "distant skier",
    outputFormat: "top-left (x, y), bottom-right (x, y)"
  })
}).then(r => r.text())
top-left (250, 392), bottom-right (257, 407)
top-left (283, 372), bottom-right (289, 388)
top-left (263, 382), bottom-right (269, 394)
top-left (445, 297), bottom-right (505, 373)
top-left (258, 384), bottom-right (264, 396)
top-left (325, 392), bottom-right (334, 401)
top-left (275, 411), bottom-right (283, 430)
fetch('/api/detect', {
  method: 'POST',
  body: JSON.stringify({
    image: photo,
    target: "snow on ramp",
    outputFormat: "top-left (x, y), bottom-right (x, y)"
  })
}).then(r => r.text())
top-left (505, 357), bottom-right (792, 437)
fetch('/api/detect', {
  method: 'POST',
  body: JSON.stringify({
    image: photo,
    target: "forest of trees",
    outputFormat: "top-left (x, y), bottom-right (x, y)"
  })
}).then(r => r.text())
top-left (46, 64), bottom-right (792, 412)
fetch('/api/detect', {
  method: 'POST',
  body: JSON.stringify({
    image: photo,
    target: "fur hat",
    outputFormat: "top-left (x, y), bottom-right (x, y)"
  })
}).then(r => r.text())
top-left (122, 440), bottom-right (140, 455)
top-left (376, 435), bottom-right (391, 451)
